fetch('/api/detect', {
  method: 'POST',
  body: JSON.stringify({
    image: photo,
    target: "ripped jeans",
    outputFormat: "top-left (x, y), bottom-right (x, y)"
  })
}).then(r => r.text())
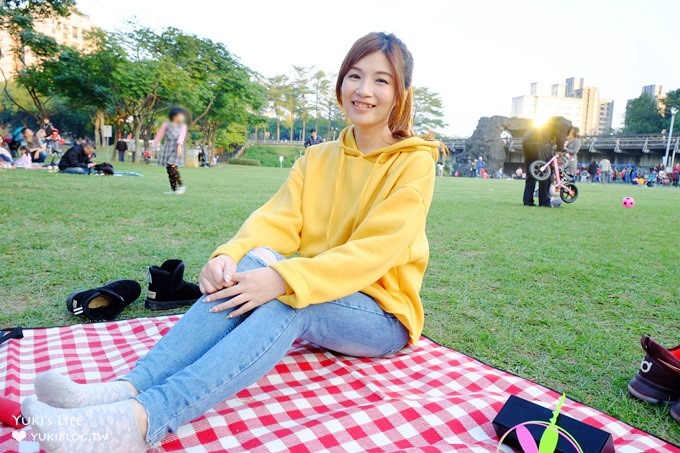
top-left (124, 249), bottom-right (409, 445)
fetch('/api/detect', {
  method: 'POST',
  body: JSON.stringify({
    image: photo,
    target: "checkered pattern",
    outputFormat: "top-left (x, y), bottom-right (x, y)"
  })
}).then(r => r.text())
top-left (1, 316), bottom-right (677, 452)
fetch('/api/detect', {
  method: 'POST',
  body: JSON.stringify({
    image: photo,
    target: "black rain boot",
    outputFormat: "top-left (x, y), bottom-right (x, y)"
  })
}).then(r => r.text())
top-left (66, 280), bottom-right (141, 321)
top-left (144, 259), bottom-right (202, 310)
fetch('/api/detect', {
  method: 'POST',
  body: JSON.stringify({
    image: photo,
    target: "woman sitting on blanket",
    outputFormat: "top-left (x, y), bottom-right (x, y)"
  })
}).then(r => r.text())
top-left (23, 32), bottom-right (442, 452)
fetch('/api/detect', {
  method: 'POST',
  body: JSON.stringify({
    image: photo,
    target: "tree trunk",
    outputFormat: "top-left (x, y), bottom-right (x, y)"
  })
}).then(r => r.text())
top-left (302, 118), bottom-right (306, 142)
top-left (276, 120), bottom-right (281, 141)
top-left (133, 119), bottom-right (142, 164)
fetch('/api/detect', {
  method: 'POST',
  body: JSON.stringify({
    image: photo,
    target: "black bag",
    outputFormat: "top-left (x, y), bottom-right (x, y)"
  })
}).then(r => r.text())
top-left (8, 138), bottom-right (20, 158)
top-left (94, 162), bottom-right (115, 175)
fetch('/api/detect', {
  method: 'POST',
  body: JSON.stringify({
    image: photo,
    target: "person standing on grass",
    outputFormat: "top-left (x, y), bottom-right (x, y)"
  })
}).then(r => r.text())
top-left (116, 139), bottom-right (128, 162)
top-left (153, 107), bottom-right (188, 194)
top-left (23, 32), bottom-right (442, 453)
top-left (522, 116), bottom-right (571, 207)
top-left (599, 157), bottom-right (612, 184)
top-left (588, 160), bottom-right (598, 183)
top-left (475, 156), bottom-right (485, 177)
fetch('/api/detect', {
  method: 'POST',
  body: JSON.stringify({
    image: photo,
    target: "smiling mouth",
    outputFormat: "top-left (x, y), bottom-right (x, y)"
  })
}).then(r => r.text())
top-left (352, 101), bottom-right (376, 109)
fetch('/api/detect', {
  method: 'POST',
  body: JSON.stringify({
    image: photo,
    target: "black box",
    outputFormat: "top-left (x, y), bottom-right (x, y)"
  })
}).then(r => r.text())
top-left (492, 395), bottom-right (615, 453)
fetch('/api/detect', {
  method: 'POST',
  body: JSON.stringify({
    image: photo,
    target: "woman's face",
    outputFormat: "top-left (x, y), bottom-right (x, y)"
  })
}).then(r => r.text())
top-left (174, 113), bottom-right (186, 124)
top-left (340, 52), bottom-right (396, 130)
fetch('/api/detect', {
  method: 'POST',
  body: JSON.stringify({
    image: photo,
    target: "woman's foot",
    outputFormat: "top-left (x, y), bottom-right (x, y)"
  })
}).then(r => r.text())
top-left (22, 398), bottom-right (148, 453)
top-left (35, 370), bottom-right (136, 408)
top-left (175, 185), bottom-right (186, 194)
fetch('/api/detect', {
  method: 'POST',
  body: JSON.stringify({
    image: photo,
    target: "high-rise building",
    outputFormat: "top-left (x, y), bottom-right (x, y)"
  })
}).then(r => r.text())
top-left (512, 77), bottom-right (610, 135)
top-left (642, 84), bottom-right (663, 98)
top-left (641, 84), bottom-right (666, 113)
top-left (565, 77), bottom-right (584, 97)
top-left (598, 100), bottom-right (614, 135)
top-left (511, 91), bottom-right (582, 128)
top-left (0, 11), bottom-right (93, 78)
top-left (551, 83), bottom-right (566, 97)
top-left (575, 87), bottom-right (600, 135)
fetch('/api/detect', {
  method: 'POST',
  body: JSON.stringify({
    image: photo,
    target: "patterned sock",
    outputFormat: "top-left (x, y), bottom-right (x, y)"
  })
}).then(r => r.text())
top-left (22, 397), bottom-right (148, 453)
top-left (35, 370), bottom-right (135, 408)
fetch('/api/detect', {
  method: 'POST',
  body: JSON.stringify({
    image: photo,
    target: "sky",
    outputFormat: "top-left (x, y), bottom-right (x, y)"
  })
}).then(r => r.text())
top-left (76, 0), bottom-right (680, 136)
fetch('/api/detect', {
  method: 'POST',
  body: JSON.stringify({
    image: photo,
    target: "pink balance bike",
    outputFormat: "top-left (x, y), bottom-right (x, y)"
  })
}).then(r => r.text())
top-left (529, 154), bottom-right (579, 203)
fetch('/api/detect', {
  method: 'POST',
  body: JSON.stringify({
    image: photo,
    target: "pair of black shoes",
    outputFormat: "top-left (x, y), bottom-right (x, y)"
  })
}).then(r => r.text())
top-left (66, 260), bottom-right (203, 321)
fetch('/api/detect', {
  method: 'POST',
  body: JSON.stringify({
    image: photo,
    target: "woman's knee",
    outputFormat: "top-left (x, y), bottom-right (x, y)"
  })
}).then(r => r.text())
top-left (247, 247), bottom-right (282, 265)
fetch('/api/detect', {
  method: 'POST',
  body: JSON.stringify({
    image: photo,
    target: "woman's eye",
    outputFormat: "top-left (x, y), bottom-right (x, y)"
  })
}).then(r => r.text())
top-left (376, 78), bottom-right (389, 85)
top-left (347, 73), bottom-right (360, 80)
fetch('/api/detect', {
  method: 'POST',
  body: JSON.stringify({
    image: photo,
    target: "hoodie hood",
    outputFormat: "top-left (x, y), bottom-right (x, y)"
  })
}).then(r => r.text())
top-left (338, 126), bottom-right (440, 162)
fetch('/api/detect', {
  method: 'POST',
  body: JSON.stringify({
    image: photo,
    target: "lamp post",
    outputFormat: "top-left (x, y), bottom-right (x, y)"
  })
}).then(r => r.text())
top-left (663, 106), bottom-right (678, 170)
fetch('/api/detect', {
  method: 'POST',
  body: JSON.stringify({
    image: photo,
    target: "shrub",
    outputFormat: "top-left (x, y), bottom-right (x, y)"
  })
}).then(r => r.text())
top-left (228, 158), bottom-right (261, 166)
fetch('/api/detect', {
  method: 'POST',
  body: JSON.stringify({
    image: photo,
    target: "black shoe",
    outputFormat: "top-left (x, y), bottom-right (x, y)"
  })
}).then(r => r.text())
top-left (66, 280), bottom-right (141, 321)
top-left (145, 259), bottom-right (202, 310)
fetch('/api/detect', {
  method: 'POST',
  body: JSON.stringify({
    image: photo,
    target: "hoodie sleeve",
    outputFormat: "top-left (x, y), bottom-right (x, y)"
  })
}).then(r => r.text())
top-left (210, 156), bottom-right (305, 262)
top-left (270, 152), bottom-right (435, 308)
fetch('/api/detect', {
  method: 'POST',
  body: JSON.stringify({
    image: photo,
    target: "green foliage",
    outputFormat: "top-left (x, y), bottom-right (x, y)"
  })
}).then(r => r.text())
top-left (0, 0), bottom-right (75, 118)
top-left (414, 86), bottom-right (447, 134)
top-left (215, 123), bottom-right (248, 149)
top-left (624, 94), bottom-right (663, 134)
top-left (662, 88), bottom-right (680, 130)
top-left (242, 145), bottom-right (303, 168)
top-left (228, 157), bottom-right (260, 166)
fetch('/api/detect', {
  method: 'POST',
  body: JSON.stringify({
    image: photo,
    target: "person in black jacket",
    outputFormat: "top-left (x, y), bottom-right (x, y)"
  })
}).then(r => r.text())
top-left (59, 142), bottom-right (96, 174)
top-left (304, 129), bottom-right (323, 148)
top-left (116, 139), bottom-right (128, 162)
top-left (522, 117), bottom-right (571, 207)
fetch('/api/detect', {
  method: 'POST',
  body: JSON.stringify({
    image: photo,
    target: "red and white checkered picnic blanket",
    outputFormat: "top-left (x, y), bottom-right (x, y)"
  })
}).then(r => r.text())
top-left (1, 316), bottom-right (677, 452)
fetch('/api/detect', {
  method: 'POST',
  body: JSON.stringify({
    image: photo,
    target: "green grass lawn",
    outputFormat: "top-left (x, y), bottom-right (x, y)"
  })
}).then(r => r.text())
top-left (1, 163), bottom-right (678, 444)
top-left (241, 144), bottom-right (304, 167)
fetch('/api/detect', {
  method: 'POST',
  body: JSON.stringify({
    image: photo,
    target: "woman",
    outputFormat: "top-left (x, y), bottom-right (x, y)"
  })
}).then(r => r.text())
top-left (23, 32), bottom-right (441, 452)
top-left (153, 107), bottom-right (188, 194)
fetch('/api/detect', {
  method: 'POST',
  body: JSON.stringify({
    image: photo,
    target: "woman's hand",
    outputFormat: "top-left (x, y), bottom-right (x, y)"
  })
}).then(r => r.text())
top-left (204, 267), bottom-right (286, 318)
top-left (177, 144), bottom-right (183, 158)
top-left (199, 255), bottom-right (237, 294)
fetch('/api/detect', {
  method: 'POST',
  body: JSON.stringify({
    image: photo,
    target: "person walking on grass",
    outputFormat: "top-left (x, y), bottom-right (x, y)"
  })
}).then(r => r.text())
top-left (22, 32), bottom-right (442, 453)
top-left (153, 107), bottom-right (188, 194)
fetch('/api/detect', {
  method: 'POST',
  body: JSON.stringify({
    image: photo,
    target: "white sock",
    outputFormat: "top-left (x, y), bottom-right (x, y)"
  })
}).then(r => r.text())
top-left (22, 397), bottom-right (148, 453)
top-left (35, 370), bottom-right (135, 408)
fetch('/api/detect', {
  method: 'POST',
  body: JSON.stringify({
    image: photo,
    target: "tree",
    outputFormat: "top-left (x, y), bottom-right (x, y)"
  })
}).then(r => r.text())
top-left (624, 94), bottom-right (663, 134)
top-left (310, 70), bottom-right (331, 131)
top-left (662, 88), bottom-right (680, 130)
top-left (413, 87), bottom-right (447, 135)
top-left (291, 65), bottom-right (313, 141)
top-left (26, 30), bottom-right (123, 147)
top-left (267, 75), bottom-right (289, 141)
top-left (0, 0), bottom-right (75, 120)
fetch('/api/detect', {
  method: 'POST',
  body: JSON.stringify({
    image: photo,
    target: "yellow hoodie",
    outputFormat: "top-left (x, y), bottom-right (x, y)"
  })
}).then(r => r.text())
top-left (212, 126), bottom-right (439, 343)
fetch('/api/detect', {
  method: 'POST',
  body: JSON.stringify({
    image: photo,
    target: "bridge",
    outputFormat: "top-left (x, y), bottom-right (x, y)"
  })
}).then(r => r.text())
top-left (443, 133), bottom-right (680, 170)
top-left (246, 134), bottom-right (679, 170)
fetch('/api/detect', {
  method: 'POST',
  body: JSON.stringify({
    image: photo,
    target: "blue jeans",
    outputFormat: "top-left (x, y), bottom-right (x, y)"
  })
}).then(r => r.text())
top-left (60, 166), bottom-right (88, 174)
top-left (124, 250), bottom-right (409, 445)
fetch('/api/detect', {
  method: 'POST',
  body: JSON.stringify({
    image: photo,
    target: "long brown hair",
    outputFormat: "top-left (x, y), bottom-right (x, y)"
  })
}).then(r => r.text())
top-left (336, 32), bottom-right (414, 140)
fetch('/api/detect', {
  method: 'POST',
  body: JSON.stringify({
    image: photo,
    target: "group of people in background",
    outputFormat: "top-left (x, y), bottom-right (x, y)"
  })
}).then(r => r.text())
top-left (576, 161), bottom-right (680, 187)
top-left (0, 118), bottom-right (100, 174)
